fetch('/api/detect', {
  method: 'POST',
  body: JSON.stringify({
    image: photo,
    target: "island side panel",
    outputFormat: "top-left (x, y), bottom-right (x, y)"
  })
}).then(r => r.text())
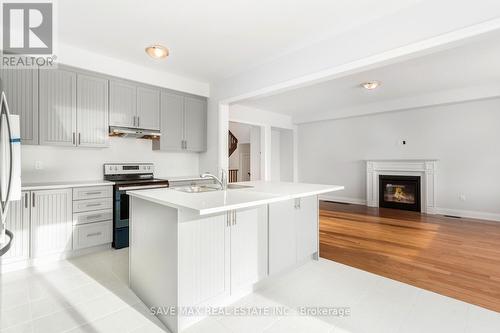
top-left (129, 196), bottom-right (179, 333)
top-left (177, 210), bottom-right (230, 331)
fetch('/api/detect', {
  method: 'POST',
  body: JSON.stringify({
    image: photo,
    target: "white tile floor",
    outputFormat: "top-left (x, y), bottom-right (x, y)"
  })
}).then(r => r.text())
top-left (1, 249), bottom-right (499, 333)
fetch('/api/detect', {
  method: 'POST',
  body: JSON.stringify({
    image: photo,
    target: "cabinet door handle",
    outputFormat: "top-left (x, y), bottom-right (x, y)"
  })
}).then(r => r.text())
top-left (78, 133), bottom-right (81, 145)
top-left (87, 232), bottom-right (102, 237)
top-left (32, 192), bottom-right (35, 207)
top-left (72, 132), bottom-right (75, 145)
top-left (24, 192), bottom-right (28, 208)
top-left (137, 116), bottom-right (140, 127)
top-left (133, 116), bottom-right (136, 127)
top-left (294, 198), bottom-right (301, 209)
top-left (85, 203), bottom-right (101, 208)
top-left (85, 191), bottom-right (102, 196)
top-left (86, 214), bottom-right (103, 221)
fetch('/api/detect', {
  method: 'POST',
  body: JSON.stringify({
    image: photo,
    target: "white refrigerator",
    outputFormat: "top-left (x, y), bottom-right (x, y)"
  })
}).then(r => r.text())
top-left (0, 82), bottom-right (21, 256)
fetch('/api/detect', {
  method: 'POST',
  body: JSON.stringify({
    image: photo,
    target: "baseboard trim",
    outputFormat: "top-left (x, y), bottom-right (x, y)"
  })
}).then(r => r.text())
top-left (319, 195), bottom-right (367, 205)
top-left (434, 207), bottom-right (500, 223)
top-left (319, 195), bottom-right (500, 223)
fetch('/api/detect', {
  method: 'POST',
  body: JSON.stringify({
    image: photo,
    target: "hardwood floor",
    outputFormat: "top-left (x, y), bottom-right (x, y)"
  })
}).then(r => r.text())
top-left (319, 201), bottom-right (500, 313)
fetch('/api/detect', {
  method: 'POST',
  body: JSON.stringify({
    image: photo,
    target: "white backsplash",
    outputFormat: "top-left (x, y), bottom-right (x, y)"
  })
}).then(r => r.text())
top-left (21, 137), bottom-right (199, 183)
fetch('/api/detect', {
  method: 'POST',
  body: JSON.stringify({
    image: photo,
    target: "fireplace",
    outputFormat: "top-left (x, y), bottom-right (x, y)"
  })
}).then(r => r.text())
top-left (379, 175), bottom-right (421, 212)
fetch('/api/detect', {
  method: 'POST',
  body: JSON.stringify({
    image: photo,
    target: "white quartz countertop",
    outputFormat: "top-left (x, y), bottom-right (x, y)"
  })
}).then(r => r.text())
top-left (21, 180), bottom-right (114, 191)
top-left (127, 181), bottom-right (344, 215)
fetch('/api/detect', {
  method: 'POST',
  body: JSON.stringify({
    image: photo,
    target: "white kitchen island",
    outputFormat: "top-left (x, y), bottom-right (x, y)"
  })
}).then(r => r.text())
top-left (127, 181), bottom-right (344, 333)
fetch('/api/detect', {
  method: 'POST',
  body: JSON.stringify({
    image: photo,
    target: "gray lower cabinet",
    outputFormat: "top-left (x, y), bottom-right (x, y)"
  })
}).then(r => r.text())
top-left (76, 74), bottom-right (109, 147)
top-left (109, 80), bottom-right (160, 130)
top-left (0, 69), bottom-right (39, 145)
top-left (39, 68), bottom-right (77, 146)
top-left (31, 188), bottom-right (73, 258)
top-left (109, 79), bottom-right (136, 128)
top-left (154, 91), bottom-right (207, 152)
top-left (2, 192), bottom-right (30, 265)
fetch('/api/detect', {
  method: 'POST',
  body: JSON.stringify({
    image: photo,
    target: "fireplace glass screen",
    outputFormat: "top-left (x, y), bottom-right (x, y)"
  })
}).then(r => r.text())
top-left (379, 175), bottom-right (421, 212)
top-left (384, 183), bottom-right (416, 204)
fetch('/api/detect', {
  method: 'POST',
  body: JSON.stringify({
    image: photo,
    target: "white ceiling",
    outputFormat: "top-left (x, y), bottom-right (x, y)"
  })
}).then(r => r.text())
top-left (59, 0), bottom-right (422, 83)
top-left (237, 32), bottom-right (500, 120)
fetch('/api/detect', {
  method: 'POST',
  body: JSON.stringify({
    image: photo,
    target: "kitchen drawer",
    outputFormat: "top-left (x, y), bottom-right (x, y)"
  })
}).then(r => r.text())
top-left (73, 186), bottom-right (112, 201)
top-left (73, 198), bottom-right (113, 213)
top-left (73, 209), bottom-right (112, 226)
top-left (73, 220), bottom-right (112, 250)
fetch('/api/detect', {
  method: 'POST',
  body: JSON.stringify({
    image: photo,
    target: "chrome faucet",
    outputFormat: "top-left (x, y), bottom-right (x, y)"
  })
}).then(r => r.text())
top-left (201, 169), bottom-right (227, 190)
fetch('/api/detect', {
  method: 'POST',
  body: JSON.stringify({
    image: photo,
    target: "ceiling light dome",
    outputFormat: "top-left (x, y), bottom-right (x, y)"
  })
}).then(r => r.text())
top-left (361, 81), bottom-right (381, 90)
top-left (145, 44), bottom-right (169, 59)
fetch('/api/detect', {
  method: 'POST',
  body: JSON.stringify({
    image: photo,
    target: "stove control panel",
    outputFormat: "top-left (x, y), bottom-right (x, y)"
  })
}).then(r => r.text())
top-left (103, 163), bottom-right (154, 175)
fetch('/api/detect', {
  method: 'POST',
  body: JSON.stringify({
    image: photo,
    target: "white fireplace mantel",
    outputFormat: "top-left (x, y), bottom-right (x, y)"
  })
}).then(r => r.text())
top-left (366, 159), bottom-right (437, 214)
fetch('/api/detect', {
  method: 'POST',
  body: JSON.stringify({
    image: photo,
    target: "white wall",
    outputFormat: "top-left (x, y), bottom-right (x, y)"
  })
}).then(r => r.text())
top-left (298, 98), bottom-right (500, 218)
top-left (200, 3), bottom-right (500, 175)
top-left (21, 138), bottom-right (199, 183)
top-left (269, 128), bottom-right (294, 182)
top-left (270, 129), bottom-right (281, 181)
top-left (279, 129), bottom-right (294, 182)
top-left (250, 126), bottom-right (261, 181)
top-left (59, 43), bottom-right (209, 97)
top-left (229, 105), bottom-right (294, 129)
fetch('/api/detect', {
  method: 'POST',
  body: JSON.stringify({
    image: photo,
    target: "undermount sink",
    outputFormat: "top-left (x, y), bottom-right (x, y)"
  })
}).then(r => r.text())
top-left (175, 185), bottom-right (220, 193)
top-left (174, 183), bottom-right (254, 193)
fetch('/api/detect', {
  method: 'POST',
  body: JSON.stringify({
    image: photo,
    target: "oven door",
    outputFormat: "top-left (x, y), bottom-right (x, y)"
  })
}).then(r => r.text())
top-left (115, 189), bottom-right (130, 229)
top-left (115, 184), bottom-right (169, 229)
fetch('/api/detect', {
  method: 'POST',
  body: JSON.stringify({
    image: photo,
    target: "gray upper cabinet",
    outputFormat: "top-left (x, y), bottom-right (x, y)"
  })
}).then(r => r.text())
top-left (39, 68), bottom-right (77, 146)
top-left (157, 91), bottom-right (184, 150)
top-left (3, 65), bottom-right (203, 151)
top-left (109, 80), bottom-right (160, 130)
top-left (109, 80), bottom-right (136, 128)
top-left (184, 96), bottom-right (207, 152)
top-left (0, 68), bottom-right (39, 145)
top-left (136, 86), bottom-right (160, 130)
top-left (76, 74), bottom-right (109, 147)
top-left (154, 92), bottom-right (207, 152)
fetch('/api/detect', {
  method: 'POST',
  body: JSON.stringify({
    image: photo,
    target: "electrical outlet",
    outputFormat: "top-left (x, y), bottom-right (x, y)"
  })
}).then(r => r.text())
top-left (35, 161), bottom-right (44, 170)
top-left (459, 193), bottom-right (466, 201)
top-left (397, 139), bottom-right (408, 146)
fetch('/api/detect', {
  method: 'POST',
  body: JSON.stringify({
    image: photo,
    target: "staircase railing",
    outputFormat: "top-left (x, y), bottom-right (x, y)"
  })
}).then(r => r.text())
top-left (228, 130), bottom-right (238, 157)
top-left (228, 169), bottom-right (238, 183)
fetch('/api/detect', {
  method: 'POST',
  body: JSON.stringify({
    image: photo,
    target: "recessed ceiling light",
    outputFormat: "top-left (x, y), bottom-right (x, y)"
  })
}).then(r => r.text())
top-left (361, 81), bottom-right (381, 90)
top-left (145, 44), bottom-right (169, 59)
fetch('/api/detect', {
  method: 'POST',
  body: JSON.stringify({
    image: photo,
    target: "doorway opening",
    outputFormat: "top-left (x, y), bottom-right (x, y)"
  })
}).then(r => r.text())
top-left (228, 121), bottom-right (261, 182)
top-left (271, 127), bottom-right (294, 182)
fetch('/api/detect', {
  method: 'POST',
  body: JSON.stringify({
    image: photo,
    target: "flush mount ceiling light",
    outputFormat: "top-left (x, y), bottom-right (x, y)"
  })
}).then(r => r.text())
top-left (361, 81), bottom-right (381, 90)
top-left (145, 44), bottom-right (169, 59)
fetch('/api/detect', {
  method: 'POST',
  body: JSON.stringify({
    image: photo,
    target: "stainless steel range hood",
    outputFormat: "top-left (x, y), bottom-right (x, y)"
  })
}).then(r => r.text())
top-left (109, 126), bottom-right (161, 140)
